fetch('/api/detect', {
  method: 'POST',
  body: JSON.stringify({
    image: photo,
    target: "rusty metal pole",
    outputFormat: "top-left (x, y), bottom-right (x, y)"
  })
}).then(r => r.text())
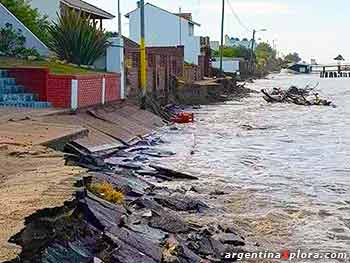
top-left (139, 0), bottom-right (147, 109)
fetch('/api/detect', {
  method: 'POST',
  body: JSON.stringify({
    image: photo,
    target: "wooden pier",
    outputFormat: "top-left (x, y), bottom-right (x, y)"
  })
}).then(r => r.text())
top-left (310, 64), bottom-right (350, 78)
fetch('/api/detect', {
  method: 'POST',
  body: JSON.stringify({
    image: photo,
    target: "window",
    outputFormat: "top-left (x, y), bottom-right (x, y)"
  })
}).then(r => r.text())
top-left (189, 23), bottom-right (194, 36)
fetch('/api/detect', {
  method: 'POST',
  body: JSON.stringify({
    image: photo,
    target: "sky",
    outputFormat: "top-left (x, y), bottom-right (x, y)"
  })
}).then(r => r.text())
top-left (86, 0), bottom-right (349, 63)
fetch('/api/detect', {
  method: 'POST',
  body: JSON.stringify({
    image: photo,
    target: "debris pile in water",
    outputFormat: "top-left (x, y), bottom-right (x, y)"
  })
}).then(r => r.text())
top-left (261, 84), bottom-right (334, 107)
top-left (8, 134), bottom-right (249, 263)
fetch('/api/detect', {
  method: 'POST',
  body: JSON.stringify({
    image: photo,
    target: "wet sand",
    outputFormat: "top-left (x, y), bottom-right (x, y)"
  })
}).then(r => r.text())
top-left (0, 145), bottom-right (84, 261)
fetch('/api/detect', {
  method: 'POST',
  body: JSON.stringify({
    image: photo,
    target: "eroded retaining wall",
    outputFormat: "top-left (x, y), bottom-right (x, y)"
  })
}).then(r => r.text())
top-left (7, 67), bottom-right (121, 109)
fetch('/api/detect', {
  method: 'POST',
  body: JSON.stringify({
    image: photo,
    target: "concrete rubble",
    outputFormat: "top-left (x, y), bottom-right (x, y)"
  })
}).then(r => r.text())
top-left (6, 134), bottom-right (248, 263)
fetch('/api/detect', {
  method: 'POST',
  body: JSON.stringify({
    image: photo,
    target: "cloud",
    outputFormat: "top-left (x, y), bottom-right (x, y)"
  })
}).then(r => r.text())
top-left (199, 1), bottom-right (291, 15)
top-left (233, 2), bottom-right (290, 14)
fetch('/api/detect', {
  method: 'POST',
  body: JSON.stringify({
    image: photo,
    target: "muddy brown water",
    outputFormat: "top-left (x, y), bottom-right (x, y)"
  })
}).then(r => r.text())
top-left (156, 73), bottom-right (350, 259)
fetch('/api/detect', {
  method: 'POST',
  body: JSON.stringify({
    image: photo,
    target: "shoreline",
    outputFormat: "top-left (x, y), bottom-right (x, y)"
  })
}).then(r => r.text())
top-left (5, 132), bottom-right (251, 263)
top-left (1, 82), bottom-right (257, 262)
top-left (0, 101), bottom-right (165, 262)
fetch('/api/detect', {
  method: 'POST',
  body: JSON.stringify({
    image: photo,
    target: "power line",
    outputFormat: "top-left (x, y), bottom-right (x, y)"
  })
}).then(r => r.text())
top-left (226, 0), bottom-right (252, 34)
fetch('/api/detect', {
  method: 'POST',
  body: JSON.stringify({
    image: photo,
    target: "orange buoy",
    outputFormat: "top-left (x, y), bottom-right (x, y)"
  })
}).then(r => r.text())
top-left (171, 112), bottom-right (194, 123)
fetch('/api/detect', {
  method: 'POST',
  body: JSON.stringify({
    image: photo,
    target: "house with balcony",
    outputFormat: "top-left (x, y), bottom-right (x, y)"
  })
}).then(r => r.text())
top-left (30, 0), bottom-right (115, 29)
top-left (125, 3), bottom-right (201, 65)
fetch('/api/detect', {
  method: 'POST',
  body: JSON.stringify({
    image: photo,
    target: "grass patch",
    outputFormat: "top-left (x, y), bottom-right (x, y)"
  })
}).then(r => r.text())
top-left (88, 182), bottom-right (124, 205)
top-left (0, 56), bottom-right (101, 75)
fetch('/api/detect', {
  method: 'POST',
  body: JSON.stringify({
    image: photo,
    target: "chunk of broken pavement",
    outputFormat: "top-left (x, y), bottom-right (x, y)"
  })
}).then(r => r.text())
top-left (154, 194), bottom-right (209, 212)
top-left (106, 227), bottom-right (162, 263)
top-left (163, 235), bottom-right (203, 263)
top-left (212, 233), bottom-right (245, 246)
top-left (149, 209), bottom-right (190, 233)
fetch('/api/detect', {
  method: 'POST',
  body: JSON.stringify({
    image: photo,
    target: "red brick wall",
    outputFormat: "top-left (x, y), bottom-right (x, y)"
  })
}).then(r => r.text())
top-left (183, 64), bottom-right (202, 83)
top-left (47, 73), bottom-right (121, 109)
top-left (47, 74), bottom-right (72, 108)
top-left (105, 74), bottom-right (120, 102)
top-left (8, 68), bottom-right (49, 101)
top-left (5, 67), bottom-right (121, 109)
top-left (125, 46), bottom-right (184, 98)
top-left (76, 75), bottom-right (103, 108)
top-left (125, 68), bottom-right (139, 97)
top-left (198, 55), bottom-right (205, 79)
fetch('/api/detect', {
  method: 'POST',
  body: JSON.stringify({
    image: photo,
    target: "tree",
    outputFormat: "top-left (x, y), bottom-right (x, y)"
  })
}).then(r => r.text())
top-left (0, 0), bottom-right (50, 44)
top-left (254, 42), bottom-right (281, 74)
top-left (255, 42), bottom-right (275, 65)
top-left (284, 52), bottom-right (302, 63)
top-left (48, 10), bottom-right (110, 65)
top-left (212, 46), bottom-right (251, 60)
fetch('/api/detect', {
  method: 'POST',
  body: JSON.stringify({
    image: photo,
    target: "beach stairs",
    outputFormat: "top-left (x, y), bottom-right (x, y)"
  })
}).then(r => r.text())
top-left (0, 70), bottom-right (51, 108)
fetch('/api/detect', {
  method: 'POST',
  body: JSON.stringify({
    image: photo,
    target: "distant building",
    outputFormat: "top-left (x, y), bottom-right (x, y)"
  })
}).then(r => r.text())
top-left (210, 41), bottom-right (220, 51)
top-left (29, 0), bottom-right (114, 28)
top-left (212, 57), bottom-right (245, 74)
top-left (287, 63), bottom-right (311, 74)
top-left (224, 34), bottom-right (255, 49)
top-left (125, 3), bottom-right (201, 65)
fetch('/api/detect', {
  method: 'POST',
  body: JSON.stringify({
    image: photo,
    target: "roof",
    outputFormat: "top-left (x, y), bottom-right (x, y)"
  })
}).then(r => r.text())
top-left (61, 0), bottom-right (115, 19)
top-left (175, 13), bottom-right (192, 21)
top-left (125, 3), bottom-right (200, 26)
top-left (334, 55), bottom-right (345, 61)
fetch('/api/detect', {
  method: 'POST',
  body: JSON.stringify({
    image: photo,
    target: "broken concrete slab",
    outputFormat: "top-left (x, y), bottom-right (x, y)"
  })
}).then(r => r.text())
top-left (78, 193), bottom-right (126, 231)
top-left (0, 120), bottom-right (88, 150)
top-left (154, 194), bottom-right (209, 212)
top-left (149, 164), bottom-right (199, 180)
top-left (212, 233), bottom-right (245, 247)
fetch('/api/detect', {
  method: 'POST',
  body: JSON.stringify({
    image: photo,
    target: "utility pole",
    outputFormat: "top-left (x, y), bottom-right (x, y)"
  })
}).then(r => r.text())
top-left (249, 29), bottom-right (266, 74)
top-left (139, 0), bottom-right (147, 109)
top-left (118, 0), bottom-right (122, 35)
top-left (219, 0), bottom-right (225, 76)
top-left (117, 0), bottom-right (125, 99)
top-left (179, 7), bottom-right (182, 45)
top-left (250, 29), bottom-right (256, 74)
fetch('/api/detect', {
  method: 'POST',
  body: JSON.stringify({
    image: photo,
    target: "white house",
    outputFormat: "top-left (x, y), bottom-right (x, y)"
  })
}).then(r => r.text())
top-left (212, 57), bottom-right (244, 74)
top-left (125, 3), bottom-right (201, 65)
top-left (30, 0), bottom-right (114, 28)
top-left (225, 35), bottom-right (255, 50)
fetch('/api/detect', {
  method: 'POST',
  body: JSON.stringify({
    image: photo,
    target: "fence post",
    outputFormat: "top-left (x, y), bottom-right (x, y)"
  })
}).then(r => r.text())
top-left (107, 36), bottom-right (125, 100)
top-left (102, 77), bottom-right (106, 104)
top-left (71, 79), bottom-right (78, 110)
